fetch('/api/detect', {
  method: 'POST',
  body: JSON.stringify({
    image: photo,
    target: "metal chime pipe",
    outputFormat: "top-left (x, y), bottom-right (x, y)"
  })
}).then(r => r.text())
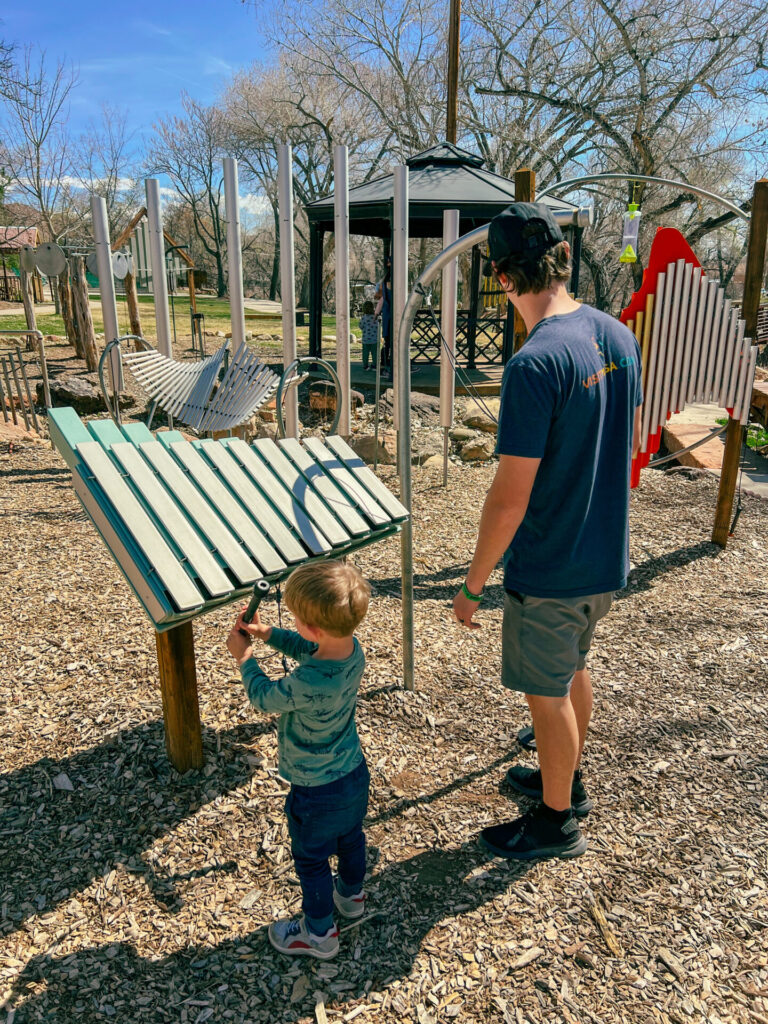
top-left (223, 157), bottom-right (246, 354)
top-left (392, 165), bottom-right (409, 435)
top-left (396, 222), bottom-right (489, 691)
top-left (278, 145), bottom-right (299, 438)
top-left (145, 179), bottom-right (173, 359)
top-left (91, 194), bottom-right (123, 394)
top-left (440, 209), bottom-right (460, 486)
top-left (334, 145), bottom-right (351, 436)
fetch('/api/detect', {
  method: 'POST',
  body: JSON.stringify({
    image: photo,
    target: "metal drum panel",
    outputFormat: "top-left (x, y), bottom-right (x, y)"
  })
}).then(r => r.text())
top-left (166, 439), bottom-right (287, 575)
top-left (278, 437), bottom-right (370, 537)
top-left (224, 438), bottom-right (333, 555)
top-left (75, 440), bottom-right (205, 612)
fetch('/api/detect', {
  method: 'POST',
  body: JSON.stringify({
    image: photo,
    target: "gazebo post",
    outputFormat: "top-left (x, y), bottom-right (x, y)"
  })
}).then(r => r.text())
top-left (309, 224), bottom-right (324, 359)
top-left (467, 247), bottom-right (480, 370)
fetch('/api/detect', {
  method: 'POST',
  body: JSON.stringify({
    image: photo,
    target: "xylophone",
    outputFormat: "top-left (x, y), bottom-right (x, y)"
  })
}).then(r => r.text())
top-left (48, 407), bottom-right (408, 769)
top-left (621, 228), bottom-right (758, 488)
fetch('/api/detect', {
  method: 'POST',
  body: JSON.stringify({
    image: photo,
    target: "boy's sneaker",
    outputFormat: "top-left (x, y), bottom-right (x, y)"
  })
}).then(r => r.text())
top-left (333, 877), bottom-right (366, 919)
top-left (267, 916), bottom-right (339, 959)
top-left (505, 766), bottom-right (593, 817)
top-left (479, 804), bottom-right (587, 861)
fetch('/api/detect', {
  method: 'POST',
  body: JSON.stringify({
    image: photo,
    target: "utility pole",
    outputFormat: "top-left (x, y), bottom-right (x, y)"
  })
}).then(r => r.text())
top-left (446, 0), bottom-right (461, 143)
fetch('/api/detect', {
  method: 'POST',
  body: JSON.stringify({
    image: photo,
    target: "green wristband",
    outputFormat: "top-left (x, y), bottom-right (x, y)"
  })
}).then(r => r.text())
top-left (462, 581), bottom-right (483, 602)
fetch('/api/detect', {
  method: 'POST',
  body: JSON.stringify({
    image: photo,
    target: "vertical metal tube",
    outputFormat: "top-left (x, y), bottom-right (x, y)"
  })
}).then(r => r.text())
top-left (334, 145), bottom-right (351, 436)
top-left (392, 166), bottom-right (409, 434)
top-left (223, 157), bottom-right (246, 355)
top-left (278, 145), bottom-right (299, 438)
top-left (91, 194), bottom-right (124, 393)
top-left (145, 179), bottom-right (173, 358)
top-left (440, 210), bottom-right (460, 484)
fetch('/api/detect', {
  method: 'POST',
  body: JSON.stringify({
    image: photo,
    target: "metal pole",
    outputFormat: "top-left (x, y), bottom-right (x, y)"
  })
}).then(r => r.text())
top-left (373, 318), bottom-right (382, 472)
top-left (145, 179), bottom-right (173, 359)
top-left (223, 157), bottom-right (247, 355)
top-left (91, 195), bottom-right (124, 395)
top-left (334, 145), bottom-right (351, 436)
top-left (392, 165), bottom-right (409, 439)
top-left (279, 144), bottom-right (299, 438)
top-left (440, 210), bottom-right (460, 486)
top-left (396, 223), bottom-right (489, 692)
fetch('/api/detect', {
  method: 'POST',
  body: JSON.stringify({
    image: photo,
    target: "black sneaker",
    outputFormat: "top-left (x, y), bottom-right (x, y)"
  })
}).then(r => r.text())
top-left (479, 805), bottom-right (587, 861)
top-left (505, 766), bottom-right (593, 817)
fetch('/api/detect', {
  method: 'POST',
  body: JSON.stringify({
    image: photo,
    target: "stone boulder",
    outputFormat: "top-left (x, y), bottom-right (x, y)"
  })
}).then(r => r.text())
top-left (38, 376), bottom-right (134, 414)
top-left (381, 388), bottom-right (441, 424)
top-left (460, 437), bottom-right (495, 461)
top-left (449, 425), bottom-right (477, 443)
top-left (348, 430), bottom-right (397, 466)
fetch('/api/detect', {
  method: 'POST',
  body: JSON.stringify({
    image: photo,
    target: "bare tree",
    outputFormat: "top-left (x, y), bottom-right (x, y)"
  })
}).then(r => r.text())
top-left (147, 94), bottom-right (228, 296)
top-left (0, 48), bottom-right (79, 242)
top-left (74, 105), bottom-right (141, 239)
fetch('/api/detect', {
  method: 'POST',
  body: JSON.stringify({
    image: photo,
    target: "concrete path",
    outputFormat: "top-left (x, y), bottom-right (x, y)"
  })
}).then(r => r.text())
top-left (663, 402), bottom-right (768, 499)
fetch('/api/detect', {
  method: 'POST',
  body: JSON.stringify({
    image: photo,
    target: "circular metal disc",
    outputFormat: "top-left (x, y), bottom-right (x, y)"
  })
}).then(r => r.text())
top-left (112, 251), bottom-right (129, 280)
top-left (20, 246), bottom-right (37, 272)
top-left (34, 242), bottom-right (68, 276)
top-left (85, 251), bottom-right (100, 277)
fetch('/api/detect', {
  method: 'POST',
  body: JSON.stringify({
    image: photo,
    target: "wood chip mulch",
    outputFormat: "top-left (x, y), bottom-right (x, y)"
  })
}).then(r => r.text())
top-left (1, 426), bottom-right (767, 1024)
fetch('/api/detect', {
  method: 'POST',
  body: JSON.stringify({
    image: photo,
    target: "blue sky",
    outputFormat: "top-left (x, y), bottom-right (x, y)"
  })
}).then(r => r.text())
top-left (2, 1), bottom-right (270, 142)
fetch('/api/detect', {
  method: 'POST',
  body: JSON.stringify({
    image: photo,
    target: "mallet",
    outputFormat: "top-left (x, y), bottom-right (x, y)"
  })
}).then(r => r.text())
top-left (240, 579), bottom-right (270, 636)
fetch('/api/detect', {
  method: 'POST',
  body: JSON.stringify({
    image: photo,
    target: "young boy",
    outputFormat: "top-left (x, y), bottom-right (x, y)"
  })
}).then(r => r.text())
top-left (359, 300), bottom-right (379, 370)
top-left (226, 560), bottom-right (371, 960)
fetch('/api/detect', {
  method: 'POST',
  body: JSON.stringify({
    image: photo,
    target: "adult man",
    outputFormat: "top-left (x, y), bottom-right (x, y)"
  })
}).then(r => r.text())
top-left (453, 203), bottom-right (642, 861)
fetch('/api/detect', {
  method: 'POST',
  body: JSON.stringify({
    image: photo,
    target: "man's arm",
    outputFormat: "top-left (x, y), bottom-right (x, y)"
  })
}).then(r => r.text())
top-left (453, 454), bottom-right (540, 628)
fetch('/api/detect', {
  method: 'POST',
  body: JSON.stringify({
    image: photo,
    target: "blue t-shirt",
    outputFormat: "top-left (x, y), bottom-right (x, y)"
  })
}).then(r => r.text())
top-left (496, 304), bottom-right (642, 598)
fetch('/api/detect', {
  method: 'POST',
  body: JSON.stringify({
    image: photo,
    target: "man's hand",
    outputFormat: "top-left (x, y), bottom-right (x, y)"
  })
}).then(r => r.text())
top-left (452, 589), bottom-right (481, 630)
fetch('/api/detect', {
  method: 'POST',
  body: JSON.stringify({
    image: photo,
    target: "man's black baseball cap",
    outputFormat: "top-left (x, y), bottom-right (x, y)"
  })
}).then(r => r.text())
top-left (483, 202), bottom-right (564, 276)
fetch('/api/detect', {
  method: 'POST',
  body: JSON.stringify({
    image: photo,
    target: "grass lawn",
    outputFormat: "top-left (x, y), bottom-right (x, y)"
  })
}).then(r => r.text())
top-left (1, 297), bottom-right (364, 361)
top-left (716, 416), bottom-right (768, 450)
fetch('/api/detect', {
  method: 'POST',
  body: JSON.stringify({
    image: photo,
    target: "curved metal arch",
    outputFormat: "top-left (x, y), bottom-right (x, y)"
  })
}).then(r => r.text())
top-left (536, 173), bottom-right (749, 221)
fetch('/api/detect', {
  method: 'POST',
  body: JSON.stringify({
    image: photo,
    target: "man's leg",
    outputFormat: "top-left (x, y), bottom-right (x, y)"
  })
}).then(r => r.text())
top-left (570, 668), bottom-right (593, 765)
top-left (525, 693), bottom-right (579, 812)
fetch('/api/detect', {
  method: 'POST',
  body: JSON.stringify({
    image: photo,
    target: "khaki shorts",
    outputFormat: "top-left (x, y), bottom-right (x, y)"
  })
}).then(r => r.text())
top-left (501, 590), bottom-right (613, 699)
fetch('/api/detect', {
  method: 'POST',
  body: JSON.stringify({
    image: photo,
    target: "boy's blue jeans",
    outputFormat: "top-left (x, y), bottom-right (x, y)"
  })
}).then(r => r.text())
top-left (285, 758), bottom-right (369, 934)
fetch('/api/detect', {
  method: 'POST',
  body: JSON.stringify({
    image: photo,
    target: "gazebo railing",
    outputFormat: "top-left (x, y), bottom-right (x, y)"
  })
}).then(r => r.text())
top-left (410, 309), bottom-right (507, 366)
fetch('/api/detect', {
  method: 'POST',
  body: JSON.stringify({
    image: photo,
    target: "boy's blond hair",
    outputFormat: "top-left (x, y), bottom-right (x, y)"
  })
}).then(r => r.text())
top-left (284, 560), bottom-right (370, 637)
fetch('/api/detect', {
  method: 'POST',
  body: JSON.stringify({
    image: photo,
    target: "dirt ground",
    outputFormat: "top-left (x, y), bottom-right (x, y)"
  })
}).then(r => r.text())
top-left (1, 409), bottom-right (767, 1024)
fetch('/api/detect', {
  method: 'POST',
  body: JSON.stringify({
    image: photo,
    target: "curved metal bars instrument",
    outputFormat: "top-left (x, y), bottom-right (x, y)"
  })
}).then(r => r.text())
top-left (0, 329), bottom-right (51, 411)
top-left (537, 173), bottom-right (749, 221)
top-left (275, 356), bottom-right (343, 439)
top-left (99, 335), bottom-right (150, 426)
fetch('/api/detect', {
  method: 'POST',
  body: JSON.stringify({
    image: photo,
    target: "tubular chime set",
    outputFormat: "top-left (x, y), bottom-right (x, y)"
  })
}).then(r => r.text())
top-left (620, 228), bottom-right (758, 488)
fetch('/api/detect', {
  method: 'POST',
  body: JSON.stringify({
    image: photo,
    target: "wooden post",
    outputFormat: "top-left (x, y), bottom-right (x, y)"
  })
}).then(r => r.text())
top-left (513, 169), bottom-right (535, 353)
top-left (155, 621), bottom-right (204, 772)
top-left (58, 270), bottom-right (82, 357)
top-left (123, 269), bottom-right (143, 341)
top-left (712, 178), bottom-right (768, 547)
top-left (69, 255), bottom-right (99, 372)
top-left (21, 268), bottom-right (37, 349)
top-left (446, 0), bottom-right (461, 144)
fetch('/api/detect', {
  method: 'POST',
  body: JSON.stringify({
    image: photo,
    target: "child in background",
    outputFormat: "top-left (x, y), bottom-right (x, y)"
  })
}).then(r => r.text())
top-left (226, 561), bottom-right (371, 960)
top-left (359, 300), bottom-right (379, 371)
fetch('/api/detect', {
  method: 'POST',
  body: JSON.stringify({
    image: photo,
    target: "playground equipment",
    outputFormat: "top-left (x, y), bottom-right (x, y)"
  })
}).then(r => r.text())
top-left (621, 227), bottom-right (757, 486)
top-left (392, 172), bottom-right (767, 691)
top-left (48, 404), bottom-right (408, 770)
top-left (0, 329), bottom-right (51, 433)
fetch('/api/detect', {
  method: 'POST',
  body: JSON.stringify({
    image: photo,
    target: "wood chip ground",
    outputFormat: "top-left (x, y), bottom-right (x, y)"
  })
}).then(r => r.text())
top-left (1, 386), bottom-right (767, 1022)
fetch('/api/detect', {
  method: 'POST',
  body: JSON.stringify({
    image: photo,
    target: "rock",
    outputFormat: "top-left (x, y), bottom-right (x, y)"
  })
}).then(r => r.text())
top-left (462, 398), bottom-right (500, 433)
top-left (381, 389), bottom-right (441, 423)
top-left (421, 453), bottom-right (444, 470)
top-left (460, 437), bottom-right (495, 461)
top-left (351, 389), bottom-right (364, 410)
top-left (348, 431), bottom-right (397, 465)
top-left (412, 429), bottom-right (443, 465)
top-left (37, 376), bottom-right (134, 414)
top-left (449, 426), bottom-right (477, 443)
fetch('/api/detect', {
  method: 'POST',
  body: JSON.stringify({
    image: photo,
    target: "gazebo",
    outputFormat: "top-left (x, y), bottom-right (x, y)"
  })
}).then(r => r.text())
top-left (305, 143), bottom-right (583, 366)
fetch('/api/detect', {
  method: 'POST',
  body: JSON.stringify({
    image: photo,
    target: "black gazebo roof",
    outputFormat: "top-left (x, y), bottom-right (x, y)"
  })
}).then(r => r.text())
top-left (305, 143), bottom-right (579, 238)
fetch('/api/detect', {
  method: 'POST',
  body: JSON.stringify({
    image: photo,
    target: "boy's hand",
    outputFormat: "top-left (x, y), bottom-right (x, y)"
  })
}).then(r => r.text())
top-left (227, 625), bottom-right (253, 664)
top-left (235, 606), bottom-right (272, 643)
